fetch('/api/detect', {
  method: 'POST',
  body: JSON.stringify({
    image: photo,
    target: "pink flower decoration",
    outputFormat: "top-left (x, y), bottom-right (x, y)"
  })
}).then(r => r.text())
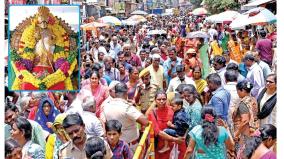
top-left (252, 129), bottom-right (261, 137)
top-left (60, 61), bottom-right (70, 75)
top-left (48, 16), bottom-right (55, 25)
top-left (204, 114), bottom-right (215, 122)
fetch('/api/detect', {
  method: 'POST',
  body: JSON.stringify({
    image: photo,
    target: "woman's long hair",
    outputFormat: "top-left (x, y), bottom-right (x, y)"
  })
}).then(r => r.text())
top-left (201, 106), bottom-right (218, 147)
top-left (244, 124), bottom-right (276, 158)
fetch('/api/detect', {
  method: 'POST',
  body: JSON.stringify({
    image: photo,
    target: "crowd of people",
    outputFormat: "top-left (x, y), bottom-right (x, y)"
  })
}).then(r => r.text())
top-left (5, 9), bottom-right (277, 159)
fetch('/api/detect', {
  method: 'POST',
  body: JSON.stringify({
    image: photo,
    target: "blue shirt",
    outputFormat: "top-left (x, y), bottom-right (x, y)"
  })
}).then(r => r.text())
top-left (209, 87), bottom-right (231, 121)
top-left (163, 57), bottom-right (182, 83)
top-left (173, 108), bottom-right (189, 136)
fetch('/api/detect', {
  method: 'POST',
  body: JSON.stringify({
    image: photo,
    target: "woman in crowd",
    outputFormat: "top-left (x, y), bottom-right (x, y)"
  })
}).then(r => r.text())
top-left (5, 138), bottom-right (22, 159)
top-left (147, 91), bottom-right (185, 159)
top-left (117, 62), bottom-right (129, 83)
top-left (182, 85), bottom-right (202, 136)
top-left (45, 114), bottom-right (70, 159)
top-left (126, 67), bottom-right (140, 100)
top-left (243, 124), bottom-right (276, 159)
top-left (82, 71), bottom-right (109, 117)
top-left (35, 98), bottom-right (60, 133)
top-left (184, 107), bottom-right (234, 159)
top-left (257, 74), bottom-right (277, 127)
top-left (192, 66), bottom-right (207, 96)
top-left (11, 116), bottom-right (45, 158)
top-left (232, 80), bottom-right (259, 156)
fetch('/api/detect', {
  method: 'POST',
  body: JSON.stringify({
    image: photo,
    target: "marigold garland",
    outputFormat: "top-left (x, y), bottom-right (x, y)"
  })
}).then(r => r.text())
top-left (11, 8), bottom-right (78, 90)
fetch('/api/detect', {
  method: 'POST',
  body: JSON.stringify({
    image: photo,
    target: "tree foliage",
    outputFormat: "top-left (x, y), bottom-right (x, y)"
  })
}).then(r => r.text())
top-left (204, 0), bottom-right (239, 14)
top-left (190, 0), bottom-right (203, 8)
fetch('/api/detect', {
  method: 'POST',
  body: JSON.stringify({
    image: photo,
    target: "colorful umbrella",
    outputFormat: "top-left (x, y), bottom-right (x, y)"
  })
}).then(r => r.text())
top-left (131, 10), bottom-right (148, 15)
top-left (80, 22), bottom-right (109, 30)
top-left (192, 8), bottom-right (208, 16)
top-left (98, 16), bottom-right (122, 25)
top-left (127, 15), bottom-right (147, 22)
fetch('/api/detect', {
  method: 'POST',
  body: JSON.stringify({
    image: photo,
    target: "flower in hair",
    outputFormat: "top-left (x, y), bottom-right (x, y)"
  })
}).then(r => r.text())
top-left (204, 114), bottom-right (215, 122)
top-left (247, 81), bottom-right (251, 89)
top-left (252, 129), bottom-right (261, 137)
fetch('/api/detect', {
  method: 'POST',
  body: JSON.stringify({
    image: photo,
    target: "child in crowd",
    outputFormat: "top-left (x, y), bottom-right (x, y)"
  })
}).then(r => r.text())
top-left (159, 98), bottom-right (189, 153)
top-left (105, 120), bottom-right (133, 159)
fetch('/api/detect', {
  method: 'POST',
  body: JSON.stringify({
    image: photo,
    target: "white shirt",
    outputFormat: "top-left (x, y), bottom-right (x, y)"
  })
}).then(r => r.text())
top-left (65, 98), bottom-right (83, 116)
top-left (81, 111), bottom-right (104, 138)
top-left (246, 63), bottom-right (265, 98)
top-left (167, 76), bottom-right (196, 93)
top-left (216, 67), bottom-right (226, 86)
top-left (102, 98), bottom-right (143, 143)
top-left (258, 60), bottom-right (272, 80)
top-left (224, 82), bottom-right (240, 126)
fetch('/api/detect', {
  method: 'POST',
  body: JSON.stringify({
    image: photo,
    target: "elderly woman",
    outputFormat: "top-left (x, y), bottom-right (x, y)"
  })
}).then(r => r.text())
top-left (147, 91), bottom-right (185, 159)
top-left (82, 71), bottom-right (109, 117)
top-left (35, 98), bottom-right (60, 133)
top-left (232, 80), bottom-right (259, 157)
top-left (257, 74), bottom-right (277, 127)
top-left (11, 117), bottom-right (45, 158)
top-left (184, 107), bottom-right (234, 159)
top-left (45, 114), bottom-right (70, 159)
top-left (192, 66), bottom-right (207, 95)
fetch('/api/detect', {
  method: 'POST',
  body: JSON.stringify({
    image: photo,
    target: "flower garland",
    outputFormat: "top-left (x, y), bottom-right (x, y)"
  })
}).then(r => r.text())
top-left (11, 9), bottom-right (77, 90)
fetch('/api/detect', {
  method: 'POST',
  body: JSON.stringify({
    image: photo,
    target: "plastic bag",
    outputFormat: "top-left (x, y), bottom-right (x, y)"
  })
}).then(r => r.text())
top-left (169, 144), bottom-right (179, 159)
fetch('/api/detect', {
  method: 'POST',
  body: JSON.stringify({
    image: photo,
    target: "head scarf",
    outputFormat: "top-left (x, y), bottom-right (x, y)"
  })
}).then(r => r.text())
top-left (35, 97), bottom-right (60, 133)
top-left (52, 113), bottom-right (70, 141)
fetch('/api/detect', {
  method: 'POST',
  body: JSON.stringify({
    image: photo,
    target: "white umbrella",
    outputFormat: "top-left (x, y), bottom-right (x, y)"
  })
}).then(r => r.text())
top-left (229, 14), bottom-right (248, 29)
top-left (147, 29), bottom-right (167, 35)
top-left (131, 10), bottom-right (148, 15)
top-left (245, 7), bottom-right (276, 25)
top-left (122, 20), bottom-right (140, 26)
top-left (230, 7), bottom-right (276, 29)
top-left (187, 31), bottom-right (209, 38)
top-left (206, 11), bottom-right (240, 23)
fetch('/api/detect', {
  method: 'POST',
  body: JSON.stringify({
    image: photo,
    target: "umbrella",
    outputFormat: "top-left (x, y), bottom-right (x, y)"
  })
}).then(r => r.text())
top-left (192, 8), bottom-right (208, 16)
top-left (127, 15), bottom-right (147, 22)
top-left (187, 31), bottom-right (209, 38)
top-left (98, 16), bottom-right (122, 25)
top-left (147, 14), bottom-right (157, 18)
top-left (161, 12), bottom-right (173, 16)
top-left (80, 22), bottom-right (109, 30)
top-left (245, 7), bottom-right (276, 25)
top-left (131, 10), bottom-right (148, 15)
top-left (122, 20), bottom-right (140, 26)
top-left (230, 7), bottom-right (276, 29)
top-left (206, 10), bottom-right (240, 23)
top-left (147, 29), bottom-right (167, 35)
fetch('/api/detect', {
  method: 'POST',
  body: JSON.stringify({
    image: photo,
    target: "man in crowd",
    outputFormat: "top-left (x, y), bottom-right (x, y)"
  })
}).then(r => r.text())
top-left (207, 73), bottom-right (230, 121)
top-left (101, 82), bottom-right (149, 152)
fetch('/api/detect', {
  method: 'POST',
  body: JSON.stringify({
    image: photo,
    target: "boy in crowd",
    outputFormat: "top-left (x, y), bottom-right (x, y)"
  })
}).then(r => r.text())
top-left (105, 120), bottom-right (133, 159)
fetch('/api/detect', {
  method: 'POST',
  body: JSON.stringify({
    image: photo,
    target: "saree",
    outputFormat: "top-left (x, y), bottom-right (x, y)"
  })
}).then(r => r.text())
top-left (194, 79), bottom-right (207, 94)
top-left (199, 43), bottom-right (210, 79)
top-left (228, 40), bottom-right (242, 64)
top-left (35, 98), bottom-right (60, 133)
